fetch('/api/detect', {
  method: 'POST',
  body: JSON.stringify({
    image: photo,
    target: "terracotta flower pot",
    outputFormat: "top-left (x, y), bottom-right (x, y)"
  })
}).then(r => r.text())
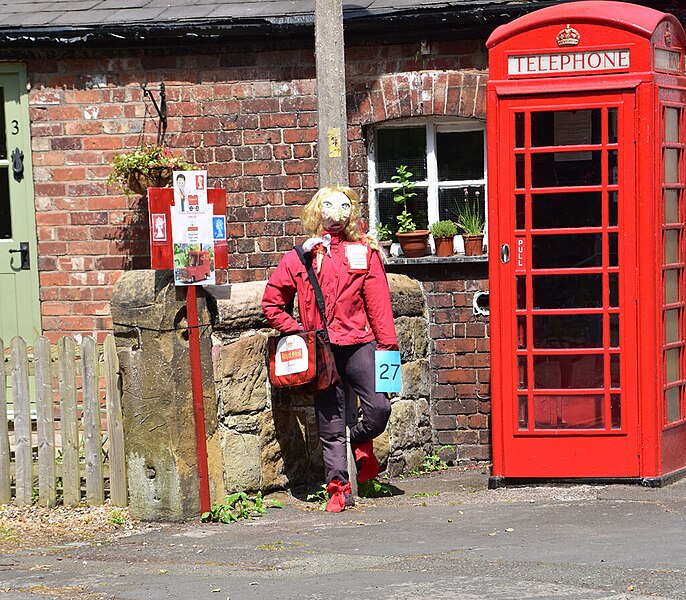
top-left (463, 234), bottom-right (484, 256)
top-left (396, 230), bottom-right (430, 258)
top-left (434, 236), bottom-right (455, 257)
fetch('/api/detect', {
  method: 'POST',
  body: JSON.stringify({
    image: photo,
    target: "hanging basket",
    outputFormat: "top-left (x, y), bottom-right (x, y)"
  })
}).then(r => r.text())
top-left (126, 166), bottom-right (174, 196)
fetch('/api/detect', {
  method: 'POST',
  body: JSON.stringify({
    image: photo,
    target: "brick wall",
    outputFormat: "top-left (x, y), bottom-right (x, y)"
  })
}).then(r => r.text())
top-left (19, 38), bottom-right (487, 341)
top-left (387, 261), bottom-right (491, 461)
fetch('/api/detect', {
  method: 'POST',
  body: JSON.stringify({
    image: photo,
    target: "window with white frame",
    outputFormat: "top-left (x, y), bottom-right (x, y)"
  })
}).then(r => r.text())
top-left (368, 118), bottom-right (487, 250)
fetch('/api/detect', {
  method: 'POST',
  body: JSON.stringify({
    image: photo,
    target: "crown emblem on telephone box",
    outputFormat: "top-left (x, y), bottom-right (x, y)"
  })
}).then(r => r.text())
top-left (556, 24), bottom-right (581, 47)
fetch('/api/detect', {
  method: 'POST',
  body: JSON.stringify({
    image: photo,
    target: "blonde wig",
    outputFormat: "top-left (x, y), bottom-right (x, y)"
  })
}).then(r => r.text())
top-left (301, 186), bottom-right (363, 241)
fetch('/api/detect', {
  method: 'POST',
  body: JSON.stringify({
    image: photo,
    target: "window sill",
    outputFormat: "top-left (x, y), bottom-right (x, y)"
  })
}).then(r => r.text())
top-left (387, 253), bottom-right (488, 265)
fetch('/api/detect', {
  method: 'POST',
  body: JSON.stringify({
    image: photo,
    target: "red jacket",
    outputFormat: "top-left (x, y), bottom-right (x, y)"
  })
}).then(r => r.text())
top-left (262, 233), bottom-right (399, 351)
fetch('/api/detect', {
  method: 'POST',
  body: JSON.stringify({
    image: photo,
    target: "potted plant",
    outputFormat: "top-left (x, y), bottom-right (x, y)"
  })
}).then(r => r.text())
top-left (452, 188), bottom-right (486, 256)
top-left (392, 165), bottom-right (430, 258)
top-left (429, 220), bottom-right (458, 257)
top-left (108, 144), bottom-right (192, 197)
top-left (375, 222), bottom-right (393, 252)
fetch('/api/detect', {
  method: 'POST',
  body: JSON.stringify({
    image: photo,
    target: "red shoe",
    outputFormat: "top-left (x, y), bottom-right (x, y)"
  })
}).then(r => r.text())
top-left (353, 440), bottom-right (380, 483)
top-left (326, 480), bottom-right (352, 513)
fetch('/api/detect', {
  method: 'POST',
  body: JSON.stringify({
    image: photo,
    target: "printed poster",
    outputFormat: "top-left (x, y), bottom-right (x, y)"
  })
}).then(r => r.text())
top-left (171, 170), bottom-right (216, 286)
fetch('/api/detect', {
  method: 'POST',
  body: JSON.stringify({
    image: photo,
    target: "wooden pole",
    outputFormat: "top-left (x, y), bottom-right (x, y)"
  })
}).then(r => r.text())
top-left (315, 0), bottom-right (357, 494)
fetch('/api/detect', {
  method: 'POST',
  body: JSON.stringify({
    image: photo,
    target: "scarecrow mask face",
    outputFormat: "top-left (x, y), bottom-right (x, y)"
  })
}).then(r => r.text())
top-left (320, 191), bottom-right (352, 232)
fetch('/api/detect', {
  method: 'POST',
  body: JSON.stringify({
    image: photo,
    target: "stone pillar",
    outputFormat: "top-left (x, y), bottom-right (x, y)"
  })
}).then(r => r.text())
top-left (111, 270), bottom-right (222, 521)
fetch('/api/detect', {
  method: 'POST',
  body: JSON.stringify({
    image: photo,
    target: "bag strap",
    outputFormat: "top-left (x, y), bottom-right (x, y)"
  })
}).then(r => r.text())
top-left (295, 245), bottom-right (329, 330)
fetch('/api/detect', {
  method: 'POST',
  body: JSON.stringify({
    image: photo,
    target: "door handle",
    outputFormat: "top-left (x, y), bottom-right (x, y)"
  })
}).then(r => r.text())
top-left (500, 243), bottom-right (510, 264)
top-left (8, 241), bottom-right (30, 270)
top-left (11, 148), bottom-right (24, 182)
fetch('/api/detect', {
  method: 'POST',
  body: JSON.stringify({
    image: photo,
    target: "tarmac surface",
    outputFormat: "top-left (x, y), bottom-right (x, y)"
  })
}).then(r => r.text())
top-left (1, 466), bottom-right (685, 600)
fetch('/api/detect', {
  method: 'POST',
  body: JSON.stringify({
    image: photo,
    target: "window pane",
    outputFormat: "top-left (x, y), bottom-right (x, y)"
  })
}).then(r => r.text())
top-left (533, 395), bottom-right (604, 429)
top-left (517, 316), bottom-right (527, 349)
top-left (665, 348), bottom-right (680, 383)
top-left (532, 151), bottom-right (602, 187)
top-left (0, 89), bottom-right (5, 160)
top-left (516, 154), bottom-right (524, 189)
top-left (532, 109), bottom-right (601, 147)
top-left (610, 314), bottom-right (619, 347)
top-left (665, 107), bottom-right (680, 143)
top-left (532, 234), bottom-right (602, 269)
top-left (533, 314), bottom-right (604, 348)
top-left (608, 150), bottom-right (618, 185)
top-left (518, 356), bottom-right (528, 389)
top-left (608, 108), bottom-right (618, 144)
top-left (664, 229), bottom-right (679, 264)
top-left (665, 269), bottom-right (679, 304)
top-left (518, 395), bottom-right (528, 429)
top-left (664, 308), bottom-right (680, 345)
top-left (609, 273), bottom-right (619, 307)
top-left (517, 276), bottom-right (526, 309)
top-left (376, 127), bottom-right (427, 182)
top-left (611, 394), bottom-right (621, 429)
top-left (610, 354), bottom-right (620, 388)
top-left (665, 189), bottom-right (679, 223)
top-left (516, 194), bottom-right (525, 229)
top-left (533, 355), bottom-right (604, 388)
top-left (665, 148), bottom-right (680, 184)
top-left (441, 186), bottom-right (485, 223)
top-left (0, 168), bottom-right (10, 239)
top-left (437, 130), bottom-right (484, 181)
top-left (532, 274), bottom-right (603, 309)
top-left (532, 192), bottom-right (601, 229)
top-left (666, 387), bottom-right (680, 423)
top-left (609, 232), bottom-right (618, 267)
top-left (515, 113), bottom-right (525, 148)
top-left (377, 187), bottom-right (428, 233)
top-left (609, 191), bottom-right (618, 227)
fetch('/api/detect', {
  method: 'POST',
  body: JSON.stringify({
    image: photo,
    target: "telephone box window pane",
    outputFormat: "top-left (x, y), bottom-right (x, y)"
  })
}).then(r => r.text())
top-left (609, 191), bottom-right (618, 226)
top-left (376, 128), bottom-right (427, 182)
top-left (610, 394), bottom-right (621, 429)
top-left (533, 314), bottom-right (604, 348)
top-left (531, 151), bottom-right (602, 188)
top-left (516, 276), bottom-right (526, 309)
top-left (518, 356), bottom-right (528, 389)
top-left (609, 232), bottom-right (618, 267)
top-left (608, 150), bottom-right (618, 185)
top-left (517, 316), bottom-right (527, 349)
top-left (377, 188), bottom-right (429, 233)
top-left (664, 309), bottom-right (680, 345)
top-left (518, 396), bottom-right (528, 429)
top-left (665, 348), bottom-right (680, 383)
top-left (609, 273), bottom-right (619, 307)
top-left (610, 315), bottom-right (621, 349)
top-left (515, 113), bottom-right (525, 149)
top-left (664, 229), bottom-right (679, 264)
top-left (665, 189), bottom-right (679, 223)
top-left (437, 130), bottom-right (484, 181)
top-left (531, 109), bottom-right (601, 147)
top-left (516, 194), bottom-right (525, 229)
top-left (533, 395), bottom-right (603, 429)
top-left (665, 107), bottom-right (680, 143)
top-left (610, 354), bottom-right (620, 388)
top-left (608, 108), bottom-right (618, 144)
top-left (532, 234), bottom-right (602, 269)
top-left (0, 168), bottom-right (10, 239)
top-left (532, 192), bottom-right (601, 229)
top-left (532, 274), bottom-right (603, 309)
top-left (533, 355), bottom-right (604, 388)
top-left (664, 148), bottom-right (679, 184)
top-left (666, 387), bottom-right (680, 423)
top-left (516, 154), bottom-right (525, 189)
top-left (665, 269), bottom-right (679, 305)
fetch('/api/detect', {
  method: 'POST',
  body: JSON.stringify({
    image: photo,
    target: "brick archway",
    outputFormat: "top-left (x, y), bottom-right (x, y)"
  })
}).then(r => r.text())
top-left (350, 70), bottom-right (487, 126)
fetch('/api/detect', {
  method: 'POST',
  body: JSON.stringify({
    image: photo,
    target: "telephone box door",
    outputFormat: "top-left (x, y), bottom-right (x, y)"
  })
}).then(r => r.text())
top-left (493, 91), bottom-right (639, 477)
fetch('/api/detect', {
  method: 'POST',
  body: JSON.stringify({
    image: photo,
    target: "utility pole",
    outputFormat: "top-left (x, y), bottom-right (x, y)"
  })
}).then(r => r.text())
top-left (314, 0), bottom-right (357, 494)
top-left (315, 0), bottom-right (349, 187)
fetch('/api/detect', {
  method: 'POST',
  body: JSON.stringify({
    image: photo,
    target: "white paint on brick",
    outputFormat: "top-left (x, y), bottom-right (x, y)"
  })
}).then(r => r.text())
top-left (84, 105), bottom-right (100, 120)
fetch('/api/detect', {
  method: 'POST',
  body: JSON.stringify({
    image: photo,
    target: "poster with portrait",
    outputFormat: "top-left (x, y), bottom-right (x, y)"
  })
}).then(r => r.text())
top-left (171, 170), bottom-right (215, 286)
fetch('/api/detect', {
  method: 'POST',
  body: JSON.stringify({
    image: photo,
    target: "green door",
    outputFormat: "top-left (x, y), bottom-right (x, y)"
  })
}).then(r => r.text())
top-left (0, 65), bottom-right (40, 343)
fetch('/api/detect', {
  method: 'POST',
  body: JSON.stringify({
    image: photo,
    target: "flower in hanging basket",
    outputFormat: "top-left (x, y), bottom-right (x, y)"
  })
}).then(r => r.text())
top-left (107, 144), bottom-right (192, 197)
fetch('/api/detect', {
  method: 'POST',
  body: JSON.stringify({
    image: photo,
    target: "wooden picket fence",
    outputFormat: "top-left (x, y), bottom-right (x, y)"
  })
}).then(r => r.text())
top-left (0, 335), bottom-right (126, 507)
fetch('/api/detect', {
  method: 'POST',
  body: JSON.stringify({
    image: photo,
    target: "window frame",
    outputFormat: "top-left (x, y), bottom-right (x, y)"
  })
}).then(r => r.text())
top-left (367, 116), bottom-right (488, 244)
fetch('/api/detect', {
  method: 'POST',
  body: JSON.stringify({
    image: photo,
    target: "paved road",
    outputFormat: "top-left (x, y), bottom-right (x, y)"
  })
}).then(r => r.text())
top-left (2, 468), bottom-right (685, 600)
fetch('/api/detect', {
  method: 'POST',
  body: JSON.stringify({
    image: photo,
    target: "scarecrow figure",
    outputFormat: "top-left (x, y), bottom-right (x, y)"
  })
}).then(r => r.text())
top-left (262, 186), bottom-right (398, 512)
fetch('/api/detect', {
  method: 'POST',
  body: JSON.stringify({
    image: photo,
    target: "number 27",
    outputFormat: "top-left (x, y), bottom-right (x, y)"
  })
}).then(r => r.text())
top-left (379, 363), bottom-right (400, 380)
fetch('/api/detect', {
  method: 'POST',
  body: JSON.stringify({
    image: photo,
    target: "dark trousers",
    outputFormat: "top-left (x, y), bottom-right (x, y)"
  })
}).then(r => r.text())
top-left (315, 342), bottom-right (391, 483)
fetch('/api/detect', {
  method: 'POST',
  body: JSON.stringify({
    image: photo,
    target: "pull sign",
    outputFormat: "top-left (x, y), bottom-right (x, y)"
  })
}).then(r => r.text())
top-left (516, 238), bottom-right (525, 269)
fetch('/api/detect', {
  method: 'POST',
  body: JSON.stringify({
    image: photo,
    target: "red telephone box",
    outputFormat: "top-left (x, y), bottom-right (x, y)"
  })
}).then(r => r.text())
top-left (487, 1), bottom-right (686, 484)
